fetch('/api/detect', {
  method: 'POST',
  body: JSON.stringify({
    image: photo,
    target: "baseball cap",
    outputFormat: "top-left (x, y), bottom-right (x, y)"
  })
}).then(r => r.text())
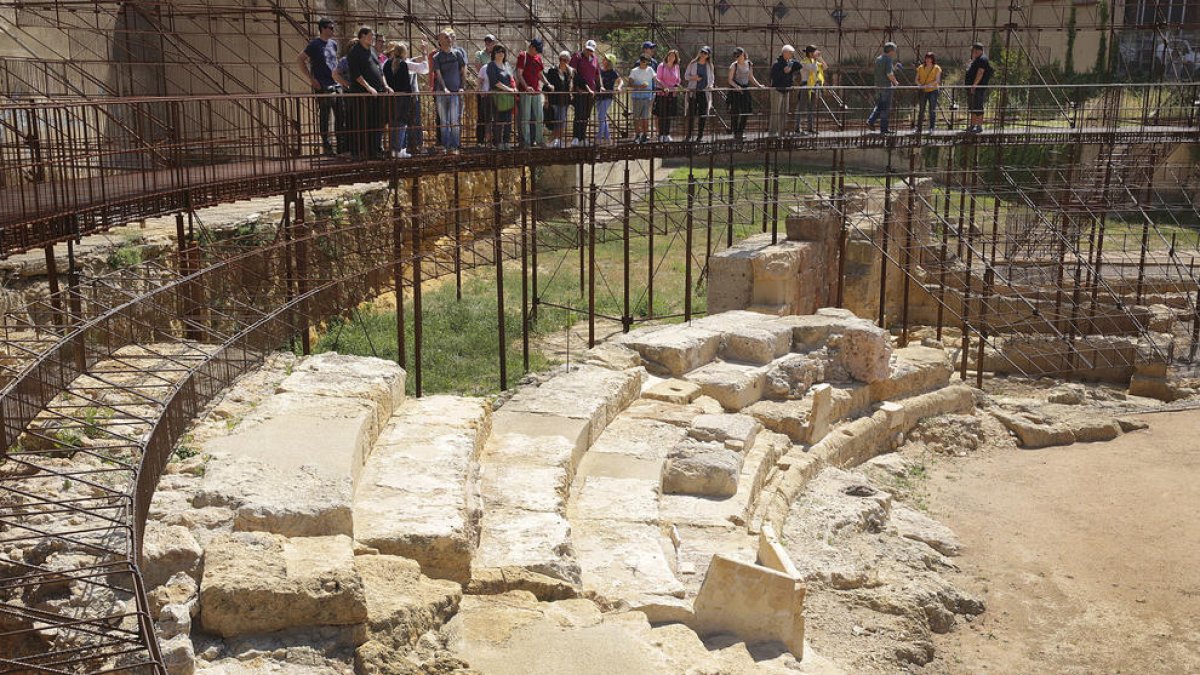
top-left (700, 45), bottom-right (712, 54)
top-left (883, 41), bottom-right (897, 52)
top-left (804, 45), bottom-right (817, 54)
top-left (484, 34), bottom-right (496, 42)
top-left (642, 41), bottom-right (656, 50)
top-left (530, 38), bottom-right (543, 51)
top-left (782, 44), bottom-right (795, 53)
top-left (972, 42), bottom-right (985, 51)
top-left (585, 39), bottom-right (597, 51)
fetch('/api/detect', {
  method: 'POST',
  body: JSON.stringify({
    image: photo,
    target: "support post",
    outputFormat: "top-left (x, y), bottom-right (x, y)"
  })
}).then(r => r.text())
top-left (521, 167), bottom-right (530, 371)
top-left (410, 176), bottom-right (423, 397)
top-left (494, 171), bottom-right (507, 391)
top-left (392, 180), bottom-right (407, 370)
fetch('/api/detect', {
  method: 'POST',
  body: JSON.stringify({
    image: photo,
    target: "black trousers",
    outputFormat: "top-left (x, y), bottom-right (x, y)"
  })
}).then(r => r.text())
top-left (573, 93), bottom-right (593, 141)
top-left (685, 91), bottom-right (709, 140)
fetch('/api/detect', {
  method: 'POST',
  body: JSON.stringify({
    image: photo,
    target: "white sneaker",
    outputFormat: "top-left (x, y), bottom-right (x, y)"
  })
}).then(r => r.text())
top-left (665, 135), bottom-right (674, 142)
top-left (570, 138), bottom-right (581, 147)
top-left (397, 149), bottom-right (411, 159)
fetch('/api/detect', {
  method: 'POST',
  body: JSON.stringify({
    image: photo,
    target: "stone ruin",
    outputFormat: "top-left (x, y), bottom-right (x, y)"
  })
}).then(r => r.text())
top-left (137, 303), bottom-right (1003, 674)
top-left (708, 185), bottom-right (1180, 397)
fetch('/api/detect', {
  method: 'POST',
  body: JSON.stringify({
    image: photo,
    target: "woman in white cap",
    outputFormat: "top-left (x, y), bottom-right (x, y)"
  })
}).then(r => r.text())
top-left (684, 46), bottom-right (715, 142)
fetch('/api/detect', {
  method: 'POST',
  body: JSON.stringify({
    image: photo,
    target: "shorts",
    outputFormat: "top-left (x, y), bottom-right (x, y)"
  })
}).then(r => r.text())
top-left (969, 88), bottom-right (990, 114)
top-left (632, 98), bottom-right (653, 119)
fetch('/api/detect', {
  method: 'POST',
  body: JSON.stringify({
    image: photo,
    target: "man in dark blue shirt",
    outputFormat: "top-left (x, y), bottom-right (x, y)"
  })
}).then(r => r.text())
top-left (768, 45), bottom-right (798, 136)
top-left (965, 42), bottom-right (994, 134)
top-left (296, 18), bottom-right (340, 155)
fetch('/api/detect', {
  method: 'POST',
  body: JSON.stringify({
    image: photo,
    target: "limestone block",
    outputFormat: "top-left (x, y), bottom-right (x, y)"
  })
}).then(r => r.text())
top-left (763, 353), bottom-right (825, 400)
top-left (830, 324), bottom-right (892, 384)
top-left (687, 413), bottom-right (762, 452)
top-left (160, 633), bottom-right (196, 675)
top-left (890, 505), bottom-right (961, 557)
top-left (489, 411), bottom-right (591, 469)
top-left (991, 411), bottom-right (1075, 449)
top-left (473, 508), bottom-right (580, 584)
top-left (869, 345), bottom-right (951, 400)
top-left (692, 311), bottom-right (793, 365)
top-left (690, 555), bottom-right (805, 658)
top-left (155, 603), bottom-right (191, 640)
top-left (575, 521), bottom-right (686, 605)
top-left (707, 235), bottom-right (766, 314)
top-left (756, 524), bottom-right (799, 577)
top-left (573, 476), bottom-right (661, 524)
top-left (502, 365), bottom-right (645, 445)
top-left (148, 571), bottom-right (198, 617)
top-left (619, 325), bottom-right (722, 377)
top-left (683, 361), bottom-right (766, 411)
top-left (750, 247), bottom-right (802, 308)
top-left (278, 353), bottom-right (406, 428)
top-left (587, 416), bottom-right (688, 465)
top-left (644, 379), bottom-right (702, 404)
top-left (199, 533), bottom-right (367, 638)
top-left (807, 384), bottom-right (834, 444)
top-left (356, 555), bottom-right (461, 649)
top-left (193, 456), bottom-right (352, 538)
top-left (481, 464), bottom-right (569, 512)
top-left (1129, 372), bottom-right (1174, 401)
top-left (785, 203), bottom-right (839, 243)
top-left (584, 342), bottom-right (644, 370)
top-left (621, 398), bottom-right (707, 428)
top-left (353, 396), bottom-right (491, 583)
top-left (662, 440), bottom-right (744, 497)
top-left (141, 523), bottom-right (202, 589)
top-left (744, 399), bottom-right (810, 442)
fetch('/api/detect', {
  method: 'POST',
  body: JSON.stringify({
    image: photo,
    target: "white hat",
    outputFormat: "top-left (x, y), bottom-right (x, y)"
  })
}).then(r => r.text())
top-left (585, 39), bottom-right (597, 51)
top-left (782, 44), bottom-right (795, 54)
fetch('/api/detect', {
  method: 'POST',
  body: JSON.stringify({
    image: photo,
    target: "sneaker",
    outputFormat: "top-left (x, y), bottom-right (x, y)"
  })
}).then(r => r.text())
top-left (665, 135), bottom-right (674, 142)
top-left (570, 138), bottom-right (581, 147)
top-left (880, 129), bottom-right (894, 135)
top-left (867, 121), bottom-right (877, 132)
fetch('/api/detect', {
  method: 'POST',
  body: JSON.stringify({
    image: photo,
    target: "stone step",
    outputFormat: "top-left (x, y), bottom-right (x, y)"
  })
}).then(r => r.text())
top-left (353, 395), bottom-right (491, 584)
top-left (194, 353), bottom-right (405, 538)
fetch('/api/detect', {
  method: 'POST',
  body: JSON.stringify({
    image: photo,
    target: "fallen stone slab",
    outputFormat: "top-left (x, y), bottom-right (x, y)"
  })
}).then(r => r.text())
top-left (744, 399), bottom-right (811, 442)
top-left (141, 522), bottom-right (203, 589)
top-left (762, 353), bottom-right (825, 400)
top-left (683, 361), bottom-right (766, 411)
top-left (354, 554), bottom-right (461, 665)
top-left (199, 533), bottom-right (367, 638)
top-left (889, 504), bottom-right (962, 557)
top-left (353, 396), bottom-right (491, 584)
top-left (990, 409), bottom-right (1121, 449)
top-left (690, 554), bottom-right (806, 659)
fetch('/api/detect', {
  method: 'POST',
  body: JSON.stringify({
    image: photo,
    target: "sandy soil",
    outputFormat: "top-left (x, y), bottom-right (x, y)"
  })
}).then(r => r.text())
top-left (917, 409), bottom-right (1200, 674)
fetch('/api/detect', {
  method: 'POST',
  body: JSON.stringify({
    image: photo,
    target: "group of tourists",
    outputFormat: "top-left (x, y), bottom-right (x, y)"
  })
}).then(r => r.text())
top-left (297, 19), bottom-right (997, 158)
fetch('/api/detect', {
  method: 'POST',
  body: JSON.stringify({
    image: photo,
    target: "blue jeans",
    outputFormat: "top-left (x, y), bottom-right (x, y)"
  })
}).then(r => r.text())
top-left (918, 90), bottom-right (939, 130)
top-left (520, 93), bottom-right (544, 146)
top-left (596, 97), bottom-right (613, 141)
top-left (436, 93), bottom-right (462, 149)
top-left (867, 88), bottom-right (893, 132)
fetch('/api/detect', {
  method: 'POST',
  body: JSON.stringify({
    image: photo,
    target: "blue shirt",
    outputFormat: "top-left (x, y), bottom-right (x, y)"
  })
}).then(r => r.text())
top-left (433, 49), bottom-right (465, 91)
top-left (696, 63), bottom-right (708, 90)
top-left (305, 37), bottom-right (338, 88)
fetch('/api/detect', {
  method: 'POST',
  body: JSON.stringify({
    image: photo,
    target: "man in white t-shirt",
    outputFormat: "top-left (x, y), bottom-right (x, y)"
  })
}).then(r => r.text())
top-left (628, 55), bottom-right (656, 143)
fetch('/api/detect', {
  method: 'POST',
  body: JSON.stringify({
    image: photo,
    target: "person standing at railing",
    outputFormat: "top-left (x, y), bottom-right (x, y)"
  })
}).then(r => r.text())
top-left (487, 45), bottom-right (518, 150)
top-left (641, 41), bottom-right (661, 137)
top-left (596, 55), bottom-right (623, 144)
top-left (866, 41), bottom-right (898, 135)
top-left (383, 42), bottom-right (428, 158)
top-left (296, 18), bottom-right (341, 156)
top-left (655, 49), bottom-right (681, 142)
top-left (475, 35), bottom-right (498, 147)
top-left (629, 55), bottom-right (658, 144)
top-left (332, 55), bottom-right (355, 155)
top-left (684, 46), bottom-right (715, 142)
top-left (914, 51), bottom-right (942, 132)
top-left (432, 31), bottom-right (467, 154)
top-left (768, 45), bottom-right (798, 137)
top-left (515, 39), bottom-right (546, 148)
top-left (570, 40), bottom-right (600, 147)
top-left (347, 27), bottom-right (391, 159)
top-left (795, 45), bottom-right (827, 135)
top-left (965, 42), bottom-right (994, 134)
top-left (727, 47), bottom-right (762, 142)
top-left (545, 51), bottom-right (574, 148)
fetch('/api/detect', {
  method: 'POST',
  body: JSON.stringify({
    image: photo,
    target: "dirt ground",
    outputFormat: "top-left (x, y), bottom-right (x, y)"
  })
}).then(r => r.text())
top-left (916, 409), bottom-right (1200, 674)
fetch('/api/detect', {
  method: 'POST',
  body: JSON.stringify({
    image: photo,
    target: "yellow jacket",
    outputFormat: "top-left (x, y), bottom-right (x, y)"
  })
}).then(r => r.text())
top-left (916, 64), bottom-right (941, 92)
